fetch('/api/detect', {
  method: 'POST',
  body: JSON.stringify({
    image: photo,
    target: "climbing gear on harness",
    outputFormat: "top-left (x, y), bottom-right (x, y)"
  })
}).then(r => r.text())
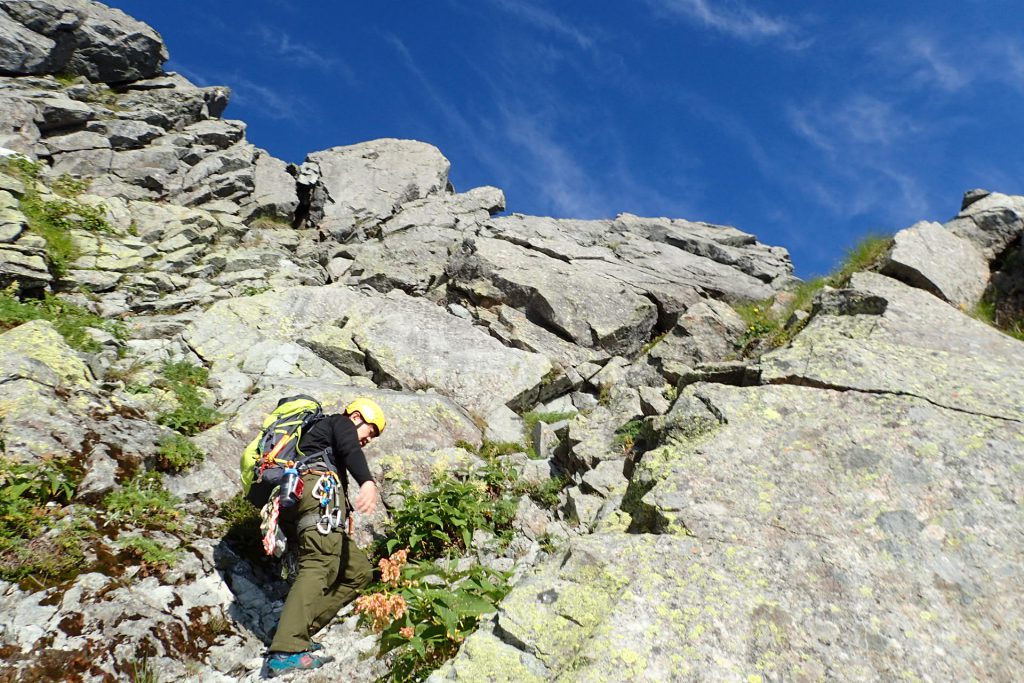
top-left (344, 397), bottom-right (387, 435)
top-left (294, 471), bottom-right (348, 537)
top-left (260, 495), bottom-right (287, 557)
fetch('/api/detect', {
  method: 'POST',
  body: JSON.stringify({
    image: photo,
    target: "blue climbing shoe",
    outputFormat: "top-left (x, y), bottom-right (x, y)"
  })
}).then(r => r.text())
top-left (266, 650), bottom-right (332, 677)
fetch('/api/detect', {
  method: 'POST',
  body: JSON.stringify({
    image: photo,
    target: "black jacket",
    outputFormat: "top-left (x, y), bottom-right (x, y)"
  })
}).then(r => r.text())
top-left (298, 414), bottom-right (374, 492)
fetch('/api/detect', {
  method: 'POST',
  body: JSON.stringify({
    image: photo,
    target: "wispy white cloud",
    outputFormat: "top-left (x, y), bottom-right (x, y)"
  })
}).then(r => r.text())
top-left (496, 103), bottom-right (603, 217)
top-left (645, 0), bottom-right (799, 43)
top-left (250, 25), bottom-right (355, 82)
top-left (782, 92), bottom-right (935, 225)
top-left (868, 26), bottom-right (1024, 97)
top-left (227, 75), bottom-right (311, 123)
top-left (786, 94), bottom-right (918, 153)
top-left (486, 0), bottom-right (596, 50)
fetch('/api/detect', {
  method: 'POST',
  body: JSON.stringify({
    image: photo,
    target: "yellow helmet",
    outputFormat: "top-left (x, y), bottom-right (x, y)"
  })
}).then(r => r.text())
top-left (345, 397), bottom-right (386, 435)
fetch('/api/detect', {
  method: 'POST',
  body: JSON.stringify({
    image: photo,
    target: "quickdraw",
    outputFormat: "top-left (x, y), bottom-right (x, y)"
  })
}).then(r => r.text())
top-left (311, 471), bottom-right (345, 535)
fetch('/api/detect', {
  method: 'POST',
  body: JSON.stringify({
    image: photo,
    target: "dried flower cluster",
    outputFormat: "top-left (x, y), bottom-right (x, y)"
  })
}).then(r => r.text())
top-left (354, 592), bottom-right (408, 632)
top-left (379, 548), bottom-right (409, 587)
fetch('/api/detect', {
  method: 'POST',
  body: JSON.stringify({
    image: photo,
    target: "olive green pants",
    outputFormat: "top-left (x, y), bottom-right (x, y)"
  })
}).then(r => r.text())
top-left (269, 474), bottom-right (373, 653)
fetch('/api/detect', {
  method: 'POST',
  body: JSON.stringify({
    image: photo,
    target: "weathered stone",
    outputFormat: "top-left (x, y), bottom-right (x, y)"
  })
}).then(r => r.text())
top-left (945, 191), bottom-right (1024, 261)
top-left (301, 138), bottom-right (451, 240)
top-left (762, 272), bottom-right (1024, 421)
top-left (0, 94), bottom-right (40, 154)
top-left (33, 94), bottom-right (95, 131)
top-left (449, 236), bottom-right (658, 356)
top-left (239, 148), bottom-right (298, 220)
top-left (637, 385), bottom-right (671, 415)
top-left (337, 289), bottom-right (552, 418)
top-left (0, 0), bottom-right (167, 82)
top-left (40, 129), bottom-right (109, 154)
top-left (84, 118), bottom-right (163, 150)
top-left (880, 220), bottom-right (989, 307)
top-left (0, 244), bottom-right (50, 288)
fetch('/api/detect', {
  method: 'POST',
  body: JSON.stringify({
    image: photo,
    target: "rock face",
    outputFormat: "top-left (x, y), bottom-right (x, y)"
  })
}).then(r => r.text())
top-left (1, 3), bottom-right (1022, 683)
top-left (0, 0), bottom-right (167, 82)
top-left (879, 220), bottom-right (989, 308)
top-left (437, 275), bottom-right (1024, 683)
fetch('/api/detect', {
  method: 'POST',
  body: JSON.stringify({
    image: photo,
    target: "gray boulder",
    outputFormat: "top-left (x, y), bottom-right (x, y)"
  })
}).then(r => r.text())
top-left (0, 0), bottom-right (167, 82)
top-left (945, 191), bottom-right (1024, 262)
top-left (879, 220), bottom-right (989, 308)
top-left (334, 289), bottom-right (553, 418)
top-left (300, 138), bottom-right (451, 240)
top-left (448, 236), bottom-right (659, 356)
top-left (238, 149), bottom-right (298, 221)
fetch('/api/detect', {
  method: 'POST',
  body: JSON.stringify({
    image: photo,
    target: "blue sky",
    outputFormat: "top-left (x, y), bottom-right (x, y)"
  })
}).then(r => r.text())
top-left (106, 0), bottom-right (1024, 277)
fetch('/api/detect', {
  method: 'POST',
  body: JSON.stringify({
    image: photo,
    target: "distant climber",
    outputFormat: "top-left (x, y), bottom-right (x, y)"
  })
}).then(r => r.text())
top-left (258, 397), bottom-right (386, 678)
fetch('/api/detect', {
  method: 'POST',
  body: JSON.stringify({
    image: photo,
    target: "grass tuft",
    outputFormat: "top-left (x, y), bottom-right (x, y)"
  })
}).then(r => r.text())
top-left (732, 233), bottom-right (894, 356)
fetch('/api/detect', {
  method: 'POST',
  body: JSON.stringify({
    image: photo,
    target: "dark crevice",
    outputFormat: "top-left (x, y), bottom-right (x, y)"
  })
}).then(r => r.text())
top-left (489, 232), bottom-right (573, 264)
top-left (763, 374), bottom-right (1022, 424)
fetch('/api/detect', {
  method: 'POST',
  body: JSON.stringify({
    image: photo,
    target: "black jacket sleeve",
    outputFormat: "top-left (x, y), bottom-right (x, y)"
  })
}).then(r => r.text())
top-left (299, 414), bottom-right (374, 487)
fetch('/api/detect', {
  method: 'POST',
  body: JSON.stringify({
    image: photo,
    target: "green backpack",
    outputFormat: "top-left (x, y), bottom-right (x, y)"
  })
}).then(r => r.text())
top-left (240, 394), bottom-right (327, 507)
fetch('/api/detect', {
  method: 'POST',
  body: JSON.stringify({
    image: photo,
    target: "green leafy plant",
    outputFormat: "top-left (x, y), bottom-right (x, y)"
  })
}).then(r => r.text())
top-left (614, 418), bottom-right (647, 453)
top-left (103, 471), bottom-right (181, 530)
top-left (155, 433), bottom-right (205, 473)
top-left (238, 284), bottom-right (272, 297)
top-left (51, 173), bottom-right (91, 198)
top-left (639, 329), bottom-right (670, 356)
top-left (382, 473), bottom-right (517, 558)
top-left (0, 286), bottom-right (124, 352)
top-left (156, 361), bottom-right (223, 436)
top-left (3, 157), bottom-right (113, 275)
top-left (356, 551), bottom-right (512, 682)
top-left (118, 536), bottom-right (179, 567)
top-left (0, 456), bottom-right (86, 584)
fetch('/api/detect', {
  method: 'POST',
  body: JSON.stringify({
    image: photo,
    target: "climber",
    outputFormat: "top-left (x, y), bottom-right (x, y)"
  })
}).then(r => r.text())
top-left (265, 397), bottom-right (386, 678)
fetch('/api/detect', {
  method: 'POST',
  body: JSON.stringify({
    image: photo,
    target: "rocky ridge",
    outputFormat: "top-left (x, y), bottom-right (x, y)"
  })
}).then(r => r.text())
top-left (0, 2), bottom-right (1022, 682)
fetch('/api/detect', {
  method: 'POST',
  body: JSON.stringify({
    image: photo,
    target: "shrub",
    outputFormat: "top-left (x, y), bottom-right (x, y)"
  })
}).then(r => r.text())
top-left (520, 474), bottom-right (568, 509)
top-left (103, 471), bottom-right (181, 530)
top-left (382, 472), bottom-right (517, 558)
top-left (613, 418), bottom-right (647, 453)
top-left (3, 157), bottom-right (113, 275)
top-left (51, 174), bottom-right (91, 198)
top-left (0, 456), bottom-right (86, 585)
top-left (218, 492), bottom-right (263, 559)
top-left (356, 550), bottom-right (512, 682)
top-left (155, 433), bottom-right (205, 473)
top-left (0, 286), bottom-right (124, 352)
top-left (156, 361), bottom-right (223, 436)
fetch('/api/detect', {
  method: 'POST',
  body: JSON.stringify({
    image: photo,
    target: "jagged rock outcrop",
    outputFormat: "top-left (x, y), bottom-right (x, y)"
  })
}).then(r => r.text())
top-left (1, 3), bottom-right (1022, 682)
top-left (0, 0), bottom-right (166, 82)
top-left (436, 253), bottom-right (1024, 683)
